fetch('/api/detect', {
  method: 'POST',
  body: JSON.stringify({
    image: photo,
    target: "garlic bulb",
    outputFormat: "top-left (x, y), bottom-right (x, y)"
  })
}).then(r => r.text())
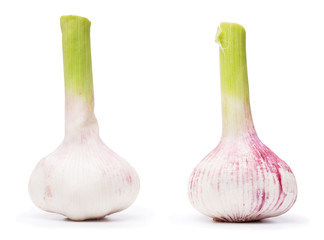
top-left (29, 16), bottom-right (140, 221)
top-left (188, 23), bottom-right (297, 222)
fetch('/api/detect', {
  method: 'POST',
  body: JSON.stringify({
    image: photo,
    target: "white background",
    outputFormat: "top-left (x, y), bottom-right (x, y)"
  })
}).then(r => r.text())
top-left (0, 0), bottom-right (322, 239)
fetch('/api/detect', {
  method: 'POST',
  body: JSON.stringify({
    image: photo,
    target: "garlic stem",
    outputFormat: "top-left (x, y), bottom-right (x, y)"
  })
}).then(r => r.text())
top-left (61, 16), bottom-right (94, 102)
top-left (61, 16), bottom-right (98, 139)
top-left (216, 23), bottom-right (255, 138)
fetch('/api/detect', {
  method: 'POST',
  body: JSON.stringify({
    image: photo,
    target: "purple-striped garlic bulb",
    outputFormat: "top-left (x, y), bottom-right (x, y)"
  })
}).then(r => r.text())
top-left (188, 23), bottom-right (297, 222)
top-left (28, 16), bottom-right (140, 221)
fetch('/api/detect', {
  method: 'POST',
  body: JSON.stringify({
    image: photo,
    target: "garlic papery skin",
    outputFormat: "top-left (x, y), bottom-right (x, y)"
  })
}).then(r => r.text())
top-left (28, 16), bottom-right (140, 221)
top-left (188, 23), bottom-right (297, 222)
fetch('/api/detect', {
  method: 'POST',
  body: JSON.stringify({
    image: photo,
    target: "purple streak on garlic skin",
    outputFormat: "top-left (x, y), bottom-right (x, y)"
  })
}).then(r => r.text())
top-left (188, 130), bottom-right (297, 222)
top-left (188, 23), bottom-right (297, 222)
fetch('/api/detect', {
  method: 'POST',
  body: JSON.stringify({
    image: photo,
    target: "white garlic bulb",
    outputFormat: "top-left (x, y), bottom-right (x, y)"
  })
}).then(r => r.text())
top-left (29, 15), bottom-right (140, 221)
top-left (188, 23), bottom-right (297, 222)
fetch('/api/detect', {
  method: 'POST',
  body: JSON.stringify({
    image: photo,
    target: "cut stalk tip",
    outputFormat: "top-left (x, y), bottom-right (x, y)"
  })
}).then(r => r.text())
top-left (60, 15), bottom-right (91, 28)
top-left (215, 22), bottom-right (245, 52)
